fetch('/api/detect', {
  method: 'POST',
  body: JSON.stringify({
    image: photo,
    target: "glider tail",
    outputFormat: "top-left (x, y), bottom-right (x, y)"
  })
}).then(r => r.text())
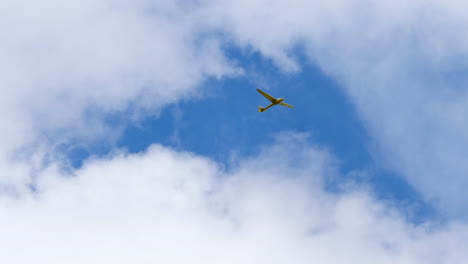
top-left (258, 106), bottom-right (265, 112)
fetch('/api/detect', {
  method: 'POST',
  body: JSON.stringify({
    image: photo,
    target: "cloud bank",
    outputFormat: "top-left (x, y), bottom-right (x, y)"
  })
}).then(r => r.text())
top-left (0, 0), bottom-right (237, 190)
top-left (2, 135), bottom-right (468, 263)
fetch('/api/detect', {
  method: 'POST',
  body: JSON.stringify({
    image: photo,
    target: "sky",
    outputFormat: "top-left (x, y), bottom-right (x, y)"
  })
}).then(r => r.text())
top-left (2, 0), bottom-right (468, 263)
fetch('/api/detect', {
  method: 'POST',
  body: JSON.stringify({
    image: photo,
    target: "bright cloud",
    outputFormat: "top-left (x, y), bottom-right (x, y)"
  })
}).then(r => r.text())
top-left (0, 0), bottom-right (237, 189)
top-left (0, 0), bottom-right (236, 150)
top-left (2, 135), bottom-right (468, 263)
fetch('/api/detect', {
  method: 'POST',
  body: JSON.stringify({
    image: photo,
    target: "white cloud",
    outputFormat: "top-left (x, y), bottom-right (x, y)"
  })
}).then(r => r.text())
top-left (0, 0), bottom-right (236, 148)
top-left (0, 0), bottom-right (240, 188)
top-left (2, 135), bottom-right (467, 263)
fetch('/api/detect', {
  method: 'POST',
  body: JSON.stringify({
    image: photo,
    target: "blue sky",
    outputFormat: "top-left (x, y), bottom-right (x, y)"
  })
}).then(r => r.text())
top-left (2, 0), bottom-right (468, 262)
top-left (112, 48), bottom-right (434, 221)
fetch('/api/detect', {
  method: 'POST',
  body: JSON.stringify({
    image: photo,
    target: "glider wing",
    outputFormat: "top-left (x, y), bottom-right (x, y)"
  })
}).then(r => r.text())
top-left (279, 102), bottom-right (294, 108)
top-left (256, 89), bottom-right (277, 103)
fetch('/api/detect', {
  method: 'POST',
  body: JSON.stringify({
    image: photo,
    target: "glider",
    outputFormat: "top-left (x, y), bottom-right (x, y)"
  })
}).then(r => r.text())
top-left (257, 89), bottom-right (294, 112)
